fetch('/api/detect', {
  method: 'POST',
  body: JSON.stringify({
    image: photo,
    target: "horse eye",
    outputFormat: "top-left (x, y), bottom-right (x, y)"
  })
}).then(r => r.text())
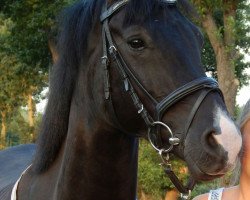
top-left (127, 39), bottom-right (145, 50)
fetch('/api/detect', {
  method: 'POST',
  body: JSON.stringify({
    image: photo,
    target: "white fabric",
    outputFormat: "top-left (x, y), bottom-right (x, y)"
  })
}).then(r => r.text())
top-left (208, 188), bottom-right (224, 200)
top-left (11, 165), bottom-right (32, 200)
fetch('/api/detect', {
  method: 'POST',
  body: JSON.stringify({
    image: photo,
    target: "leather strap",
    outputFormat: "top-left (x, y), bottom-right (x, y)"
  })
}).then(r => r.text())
top-left (100, 0), bottom-right (129, 22)
top-left (164, 167), bottom-right (190, 194)
top-left (109, 46), bottom-right (154, 126)
top-left (183, 88), bottom-right (222, 138)
top-left (156, 77), bottom-right (222, 120)
top-left (164, 166), bottom-right (196, 196)
top-left (110, 49), bottom-right (158, 105)
top-left (101, 3), bottom-right (155, 127)
top-left (102, 22), bottom-right (111, 100)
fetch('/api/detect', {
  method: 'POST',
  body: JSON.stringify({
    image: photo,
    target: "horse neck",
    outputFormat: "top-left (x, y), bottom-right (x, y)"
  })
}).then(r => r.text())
top-left (54, 103), bottom-right (139, 200)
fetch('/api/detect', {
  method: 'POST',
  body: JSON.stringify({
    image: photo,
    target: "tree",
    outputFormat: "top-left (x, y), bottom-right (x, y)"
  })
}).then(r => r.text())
top-left (0, 14), bottom-right (26, 146)
top-left (191, 0), bottom-right (250, 115)
top-left (0, 53), bottom-right (23, 146)
top-left (0, 0), bottom-right (74, 141)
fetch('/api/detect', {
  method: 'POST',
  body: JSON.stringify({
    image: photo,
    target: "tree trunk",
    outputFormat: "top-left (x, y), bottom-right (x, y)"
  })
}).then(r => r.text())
top-left (202, 12), bottom-right (239, 115)
top-left (28, 94), bottom-right (35, 141)
top-left (0, 111), bottom-right (7, 148)
top-left (215, 47), bottom-right (239, 115)
top-left (28, 94), bottom-right (35, 127)
top-left (165, 189), bottom-right (179, 200)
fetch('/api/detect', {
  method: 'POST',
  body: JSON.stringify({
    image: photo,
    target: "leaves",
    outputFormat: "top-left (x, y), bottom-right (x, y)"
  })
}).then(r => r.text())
top-left (193, 0), bottom-right (250, 90)
top-left (0, 17), bottom-right (24, 112)
top-left (0, 0), bottom-right (74, 110)
top-left (138, 140), bottom-right (189, 199)
top-left (0, 0), bottom-right (74, 146)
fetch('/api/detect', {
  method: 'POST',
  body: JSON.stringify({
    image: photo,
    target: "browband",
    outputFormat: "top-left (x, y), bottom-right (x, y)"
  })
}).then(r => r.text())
top-left (100, 0), bottom-right (178, 22)
top-left (100, 0), bottom-right (129, 22)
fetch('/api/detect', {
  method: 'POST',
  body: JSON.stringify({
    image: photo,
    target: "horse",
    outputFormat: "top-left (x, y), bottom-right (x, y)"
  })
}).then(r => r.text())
top-left (0, 0), bottom-right (242, 199)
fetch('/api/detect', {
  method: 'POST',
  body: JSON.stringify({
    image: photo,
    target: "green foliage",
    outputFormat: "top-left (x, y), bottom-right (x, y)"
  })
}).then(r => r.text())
top-left (0, 15), bottom-right (25, 113)
top-left (235, 1), bottom-right (250, 88)
top-left (6, 111), bottom-right (31, 145)
top-left (195, 0), bottom-right (250, 89)
top-left (191, 180), bottom-right (220, 198)
top-left (3, 1), bottom-right (57, 67)
top-left (235, 103), bottom-right (243, 120)
top-left (201, 35), bottom-right (217, 76)
top-left (0, 0), bottom-right (75, 146)
top-left (0, 0), bottom-right (76, 103)
top-left (192, 0), bottom-right (222, 14)
top-left (2, 108), bottom-right (43, 148)
top-left (138, 140), bottom-right (189, 200)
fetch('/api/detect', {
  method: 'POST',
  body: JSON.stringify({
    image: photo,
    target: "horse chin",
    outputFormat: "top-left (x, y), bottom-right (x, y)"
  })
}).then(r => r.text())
top-left (188, 162), bottom-right (225, 181)
top-left (184, 153), bottom-right (232, 182)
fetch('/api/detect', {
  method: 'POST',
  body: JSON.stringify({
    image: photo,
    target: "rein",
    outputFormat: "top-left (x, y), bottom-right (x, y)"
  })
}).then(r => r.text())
top-left (100, 0), bottom-right (224, 199)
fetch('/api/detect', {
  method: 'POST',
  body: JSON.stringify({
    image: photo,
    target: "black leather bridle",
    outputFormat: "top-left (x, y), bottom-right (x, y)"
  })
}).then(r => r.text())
top-left (100, 0), bottom-right (224, 199)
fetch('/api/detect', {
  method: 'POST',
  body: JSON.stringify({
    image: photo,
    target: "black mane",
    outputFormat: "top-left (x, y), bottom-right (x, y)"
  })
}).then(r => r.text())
top-left (33, 0), bottom-right (195, 173)
top-left (33, 0), bottom-right (104, 173)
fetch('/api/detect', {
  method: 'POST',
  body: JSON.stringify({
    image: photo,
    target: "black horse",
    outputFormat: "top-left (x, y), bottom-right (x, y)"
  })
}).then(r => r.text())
top-left (0, 0), bottom-right (242, 199)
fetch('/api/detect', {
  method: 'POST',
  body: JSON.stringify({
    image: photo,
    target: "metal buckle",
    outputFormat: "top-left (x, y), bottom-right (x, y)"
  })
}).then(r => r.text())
top-left (109, 45), bottom-right (117, 54)
top-left (180, 190), bottom-right (192, 200)
top-left (138, 104), bottom-right (144, 114)
top-left (148, 121), bottom-right (180, 154)
top-left (101, 56), bottom-right (109, 66)
top-left (165, 0), bottom-right (177, 4)
top-left (112, 0), bottom-right (129, 11)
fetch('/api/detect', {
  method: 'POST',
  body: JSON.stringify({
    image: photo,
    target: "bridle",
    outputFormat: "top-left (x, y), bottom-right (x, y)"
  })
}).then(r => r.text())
top-left (100, 0), bottom-right (224, 199)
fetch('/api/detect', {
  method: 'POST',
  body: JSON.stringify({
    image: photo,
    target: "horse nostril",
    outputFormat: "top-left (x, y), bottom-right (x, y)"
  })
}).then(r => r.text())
top-left (206, 132), bottom-right (218, 148)
top-left (199, 130), bottom-right (229, 174)
top-left (202, 130), bottom-right (229, 163)
top-left (202, 131), bottom-right (224, 157)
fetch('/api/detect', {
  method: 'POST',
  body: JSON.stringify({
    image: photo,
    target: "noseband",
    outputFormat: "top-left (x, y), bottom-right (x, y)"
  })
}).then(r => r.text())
top-left (100, 0), bottom-right (224, 198)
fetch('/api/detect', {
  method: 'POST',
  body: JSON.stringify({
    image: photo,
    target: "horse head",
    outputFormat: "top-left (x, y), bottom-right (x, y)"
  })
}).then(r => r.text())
top-left (88, 0), bottom-right (242, 181)
top-left (32, 0), bottom-right (242, 198)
